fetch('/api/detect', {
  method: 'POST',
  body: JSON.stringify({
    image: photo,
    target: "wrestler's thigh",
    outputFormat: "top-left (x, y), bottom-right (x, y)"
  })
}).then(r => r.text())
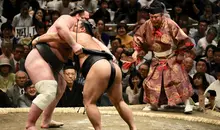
top-left (83, 60), bottom-right (111, 103)
top-left (25, 49), bottom-right (55, 84)
top-left (107, 64), bottom-right (123, 103)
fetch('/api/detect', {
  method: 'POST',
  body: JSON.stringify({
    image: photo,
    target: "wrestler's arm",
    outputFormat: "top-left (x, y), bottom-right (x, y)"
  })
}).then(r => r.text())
top-left (54, 16), bottom-right (82, 54)
top-left (32, 33), bottom-right (65, 45)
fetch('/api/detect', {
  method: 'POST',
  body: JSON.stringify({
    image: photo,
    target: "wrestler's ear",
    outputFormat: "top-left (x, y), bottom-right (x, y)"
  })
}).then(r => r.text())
top-left (81, 27), bottom-right (86, 33)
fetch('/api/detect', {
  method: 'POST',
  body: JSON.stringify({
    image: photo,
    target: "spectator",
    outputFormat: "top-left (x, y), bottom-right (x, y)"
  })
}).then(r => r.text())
top-left (78, 0), bottom-right (98, 17)
top-left (201, 45), bottom-right (217, 70)
top-left (205, 90), bottom-right (219, 111)
top-left (110, 38), bottom-right (122, 54)
top-left (214, 0), bottom-right (220, 19)
top-left (137, 7), bottom-right (149, 21)
top-left (182, 57), bottom-right (196, 76)
top-left (12, 1), bottom-right (33, 28)
top-left (120, 50), bottom-right (135, 75)
top-left (94, 19), bottom-right (110, 46)
top-left (115, 23), bottom-right (134, 50)
top-left (46, 0), bottom-right (60, 12)
top-left (191, 72), bottom-right (209, 111)
top-left (9, 44), bottom-right (25, 73)
top-left (37, 0), bottom-right (47, 9)
top-left (204, 67), bottom-right (220, 109)
top-left (196, 26), bottom-right (218, 56)
top-left (138, 0), bottom-right (154, 8)
top-left (110, 0), bottom-right (128, 24)
top-left (184, 47), bottom-right (197, 60)
top-left (23, 44), bottom-right (32, 59)
top-left (2, 0), bottom-right (22, 22)
top-left (122, 61), bottom-right (149, 101)
top-left (32, 8), bottom-right (46, 26)
top-left (171, 2), bottom-right (184, 24)
top-left (125, 0), bottom-right (141, 23)
top-left (137, 61), bottom-right (149, 104)
top-left (57, 0), bottom-right (75, 15)
top-left (200, 4), bottom-right (217, 25)
top-left (6, 71), bottom-right (28, 107)
top-left (1, 22), bottom-right (19, 48)
top-left (185, 0), bottom-right (208, 21)
top-left (113, 46), bottom-right (124, 66)
top-left (0, 58), bottom-right (15, 93)
top-left (57, 66), bottom-right (84, 107)
top-left (190, 19), bottom-right (209, 45)
top-left (17, 80), bottom-right (37, 107)
top-left (0, 40), bottom-right (13, 60)
top-left (91, 0), bottom-right (111, 23)
top-left (0, 89), bottom-right (12, 107)
top-left (33, 21), bottom-right (47, 39)
top-left (28, 0), bottom-right (40, 13)
top-left (50, 10), bottom-right (61, 25)
top-left (191, 59), bottom-right (216, 84)
top-left (0, 15), bottom-right (7, 30)
top-left (126, 69), bottom-right (143, 105)
top-left (210, 47), bottom-right (220, 78)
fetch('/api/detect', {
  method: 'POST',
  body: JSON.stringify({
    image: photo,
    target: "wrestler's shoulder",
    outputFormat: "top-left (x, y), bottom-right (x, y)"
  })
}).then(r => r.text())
top-left (57, 15), bottom-right (74, 21)
top-left (59, 14), bottom-right (72, 18)
top-left (78, 33), bottom-right (91, 37)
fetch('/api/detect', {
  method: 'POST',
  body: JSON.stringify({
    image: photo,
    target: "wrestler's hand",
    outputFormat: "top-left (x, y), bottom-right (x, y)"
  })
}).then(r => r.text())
top-left (32, 37), bottom-right (39, 46)
top-left (72, 43), bottom-right (83, 55)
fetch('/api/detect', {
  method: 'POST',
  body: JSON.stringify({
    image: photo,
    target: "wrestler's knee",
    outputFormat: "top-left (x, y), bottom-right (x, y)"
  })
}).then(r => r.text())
top-left (83, 94), bottom-right (97, 107)
top-left (33, 80), bottom-right (57, 110)
top-left (108, 93), bottom-right (123, 106)
top-left (83, 95), bottom-right (91, 106)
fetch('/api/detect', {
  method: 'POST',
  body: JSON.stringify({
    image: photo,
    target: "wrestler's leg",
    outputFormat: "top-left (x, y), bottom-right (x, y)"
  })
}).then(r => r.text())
top-left (83, 60), bottom-right (110, 130)
top-left (25, 49), bottom-right (56, 130)
top-left (41, 72), bottom-right (66, 128)
top-left (25, 104), bottom-right (42, 130)
top-left (107, 65), bottom-right (137, 130)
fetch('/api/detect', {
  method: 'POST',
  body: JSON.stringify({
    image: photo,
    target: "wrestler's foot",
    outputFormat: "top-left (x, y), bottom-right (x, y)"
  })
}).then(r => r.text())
top-left (26, 126), bottom-right (38, 130)
top-left (41, 120), bottom-right (64, 128)
top-left (130, 126), bottom-right (137, 130)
